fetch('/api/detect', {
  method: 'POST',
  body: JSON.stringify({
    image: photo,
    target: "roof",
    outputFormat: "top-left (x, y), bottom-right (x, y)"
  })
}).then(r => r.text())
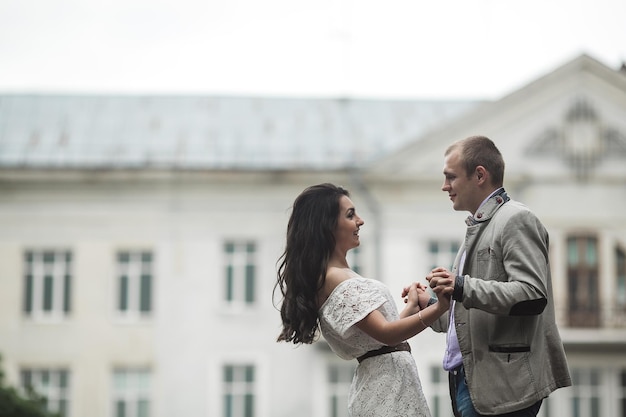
top-left (0, 94), bottom-right (478, 170)
top-left (368, 54), bottom-right (626, 182)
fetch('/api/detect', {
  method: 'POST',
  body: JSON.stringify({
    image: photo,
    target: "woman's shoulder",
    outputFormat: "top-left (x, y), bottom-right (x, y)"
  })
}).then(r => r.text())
top-left (319, 273), bottom-right (388, 314)
top-left (326, 268), bottom-right (371, 290)
top-left (319, 268), bottom-right (364, 309)
top-left (325, 267), bottom-right (354, 292)
top-left (326, 266), bottom-right (358, 280)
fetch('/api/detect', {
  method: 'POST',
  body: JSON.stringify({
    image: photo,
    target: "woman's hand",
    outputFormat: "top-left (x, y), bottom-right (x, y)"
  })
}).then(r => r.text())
top-left (403, 282), bottom-right (433, 309)
top-left (400, 282), bottom-right (432, 318)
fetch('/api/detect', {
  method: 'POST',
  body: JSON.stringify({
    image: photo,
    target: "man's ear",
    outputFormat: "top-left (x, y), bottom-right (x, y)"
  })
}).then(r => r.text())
top-left (475, 166), bottom-right (487, 183)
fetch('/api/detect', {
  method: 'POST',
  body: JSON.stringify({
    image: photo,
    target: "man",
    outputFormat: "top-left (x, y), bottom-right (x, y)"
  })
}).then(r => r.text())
top-left (426, 136), bottom-right (571, 416)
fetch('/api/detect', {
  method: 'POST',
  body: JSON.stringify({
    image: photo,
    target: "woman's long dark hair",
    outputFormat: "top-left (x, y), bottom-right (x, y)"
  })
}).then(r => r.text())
top-left (274, 183), bottom-right (350, 344)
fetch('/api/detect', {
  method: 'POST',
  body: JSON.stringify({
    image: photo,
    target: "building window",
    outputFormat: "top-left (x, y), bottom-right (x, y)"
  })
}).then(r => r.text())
top-left (224, 241), bottom-right (256, 306)
top-left (538, 396), bottom-right (551, 417)
top-left (23, 250), bottom-right (72, 319)
top-left (571, 368), bottom-right (602, 417)
top-left (616, 369), bottom-right (626, 417)
top-left (328, 362), bottom-right (355, 417)
top-left (112, 368), bottom-right (151, 417)
top-left (429, 365), bottom-right (454, 417)
top-left (116, 251), bottom-right (153, 318)
top-left (21, 368), bottom-right (70, 417)
top-left (538, 366), bottom-right (626, 417)
top-left (617, 246), bottom-right (626, 310)
top-left (428, 240), bottom-right (461, 271)
top-left (222, 364), bottom-right (255, 417)
top-left (566, 236), bottom-right (600, 327)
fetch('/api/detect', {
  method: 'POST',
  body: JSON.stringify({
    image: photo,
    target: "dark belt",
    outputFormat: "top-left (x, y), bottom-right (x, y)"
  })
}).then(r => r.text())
top-left (357, 342), bottom-right (411, 363)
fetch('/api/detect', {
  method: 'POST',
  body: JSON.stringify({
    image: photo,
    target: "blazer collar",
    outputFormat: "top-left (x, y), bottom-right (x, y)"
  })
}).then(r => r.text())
top-left (465, 188), bottom-right (510, 226)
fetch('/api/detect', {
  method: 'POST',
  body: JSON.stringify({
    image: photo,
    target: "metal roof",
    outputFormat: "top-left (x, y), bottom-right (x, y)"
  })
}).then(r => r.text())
top-left (0, 94), bottom-right (478, 170)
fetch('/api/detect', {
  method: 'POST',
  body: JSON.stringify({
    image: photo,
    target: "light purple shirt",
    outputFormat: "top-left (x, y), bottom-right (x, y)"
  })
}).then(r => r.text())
top-left (443, 293), bottom-right (463, 369)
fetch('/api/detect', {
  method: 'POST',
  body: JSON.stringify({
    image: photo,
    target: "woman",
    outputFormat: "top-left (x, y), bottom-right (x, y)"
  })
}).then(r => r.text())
top-left (274, 183), bottom-right (450, 417)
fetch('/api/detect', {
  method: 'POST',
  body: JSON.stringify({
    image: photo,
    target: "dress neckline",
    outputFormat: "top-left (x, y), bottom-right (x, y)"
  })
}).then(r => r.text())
top-left (318, 275), bottom-right (366, 311)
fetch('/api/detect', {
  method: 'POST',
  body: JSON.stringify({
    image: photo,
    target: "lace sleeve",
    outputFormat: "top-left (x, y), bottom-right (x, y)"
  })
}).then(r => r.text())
top-left (324, 279), bottom-right (387, 338)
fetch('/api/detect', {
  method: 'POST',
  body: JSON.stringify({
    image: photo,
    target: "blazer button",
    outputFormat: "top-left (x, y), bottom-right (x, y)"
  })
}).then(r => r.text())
top-left (476, 213), bottom-right (483, 219)
top-left (496, 197), bottom-right (502, 204)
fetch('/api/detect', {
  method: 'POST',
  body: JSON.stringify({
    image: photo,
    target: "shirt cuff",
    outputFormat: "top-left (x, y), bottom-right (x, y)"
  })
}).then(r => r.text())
top-left (452, 275), bottom-right (464, 301)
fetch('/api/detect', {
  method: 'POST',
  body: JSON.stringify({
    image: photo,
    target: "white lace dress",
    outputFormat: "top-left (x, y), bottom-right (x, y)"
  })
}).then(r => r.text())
top-left (319, 276), bottom-right (431, 417)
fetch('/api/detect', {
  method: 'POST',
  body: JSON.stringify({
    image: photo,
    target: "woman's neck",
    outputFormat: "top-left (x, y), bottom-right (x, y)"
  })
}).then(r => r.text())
top-left (328, 257), bottom-right (349, 270)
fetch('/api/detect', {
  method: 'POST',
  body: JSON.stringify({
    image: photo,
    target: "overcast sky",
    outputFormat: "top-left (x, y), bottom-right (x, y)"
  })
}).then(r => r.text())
top-left (1, 0), bottom-right (625, 99)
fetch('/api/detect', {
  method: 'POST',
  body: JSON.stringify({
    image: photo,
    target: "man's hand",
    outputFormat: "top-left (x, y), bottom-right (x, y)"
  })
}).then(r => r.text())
top-left (427, 267), bottom-right (455, 297)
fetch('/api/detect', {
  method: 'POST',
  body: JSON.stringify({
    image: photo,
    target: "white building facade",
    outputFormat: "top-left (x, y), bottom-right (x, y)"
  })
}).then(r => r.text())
top-left (0, 54), bottom-right (625, 417)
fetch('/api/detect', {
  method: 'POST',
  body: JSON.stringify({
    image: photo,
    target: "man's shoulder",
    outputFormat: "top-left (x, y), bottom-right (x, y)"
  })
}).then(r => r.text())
top-left (499, 198), bottom-right (532, 215)
top-left (495, 199), bottom-right (546, 229)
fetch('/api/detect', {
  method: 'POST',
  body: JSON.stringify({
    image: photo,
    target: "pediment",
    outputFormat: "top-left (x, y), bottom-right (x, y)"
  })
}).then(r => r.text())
top-left (526, 99), bottom-right (626, 181)
top-left (368, 54), bottom-right (626, 184)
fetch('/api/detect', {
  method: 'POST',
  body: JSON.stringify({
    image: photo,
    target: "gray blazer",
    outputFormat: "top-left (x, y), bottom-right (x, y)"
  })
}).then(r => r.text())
top-left (432, 191), bottom-right (571, 414)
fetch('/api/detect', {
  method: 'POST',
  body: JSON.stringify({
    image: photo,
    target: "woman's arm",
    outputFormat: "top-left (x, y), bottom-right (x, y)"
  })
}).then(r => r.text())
top-left (356, 281), bottom-right (451, 346)
top-left (399, 282), bottom-right (432, 319)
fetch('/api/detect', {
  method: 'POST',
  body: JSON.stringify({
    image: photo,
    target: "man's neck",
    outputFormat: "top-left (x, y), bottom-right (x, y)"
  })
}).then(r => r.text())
top-left (471, 187), bottom-right (504, 215)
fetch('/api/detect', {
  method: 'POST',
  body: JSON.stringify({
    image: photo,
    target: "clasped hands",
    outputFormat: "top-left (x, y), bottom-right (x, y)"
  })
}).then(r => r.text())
top-left (402, 266), bottom-right (455, 311)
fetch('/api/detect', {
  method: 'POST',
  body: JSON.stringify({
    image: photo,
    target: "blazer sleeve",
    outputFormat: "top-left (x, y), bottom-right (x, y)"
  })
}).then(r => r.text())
top-left (460, 207), bottom-right (549, 316)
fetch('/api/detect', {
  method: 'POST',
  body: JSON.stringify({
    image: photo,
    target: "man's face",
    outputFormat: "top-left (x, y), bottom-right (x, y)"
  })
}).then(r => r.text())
top-left (442, 149), bottom-right (480, 214)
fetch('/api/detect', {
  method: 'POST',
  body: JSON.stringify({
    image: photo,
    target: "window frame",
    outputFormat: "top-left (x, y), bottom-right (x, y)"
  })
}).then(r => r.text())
top-left (327, 361), bottom-right (356, 417)
top-left (115, 250), bottom-right (154, 321)
top-left (566, 235), bottom-right (601, 327)
top-left (111, 367), bottom-right (151, 417)
top-left (427, 239), bottom-right (461, 272)
top-left (20, 367), bottom-right (71, 417)
top-left (428, 365), bottom-right (455, 417)
top-left (23, 249), bottom-right (72, 321)
top-left (616, 245), bottom-right (626, 310)
top-left (222, 240), bottom-right (257, 309)
top-left (222, 363), bottom-right (256, 417)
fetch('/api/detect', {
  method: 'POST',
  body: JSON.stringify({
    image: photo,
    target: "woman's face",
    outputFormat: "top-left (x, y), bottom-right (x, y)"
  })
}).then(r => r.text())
top-left (334, 195), bottom-right (364, 252)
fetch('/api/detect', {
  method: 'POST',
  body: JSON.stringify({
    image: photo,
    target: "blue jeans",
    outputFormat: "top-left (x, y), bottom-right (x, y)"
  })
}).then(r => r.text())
top-left (449, 365), bottom-right (543, 417)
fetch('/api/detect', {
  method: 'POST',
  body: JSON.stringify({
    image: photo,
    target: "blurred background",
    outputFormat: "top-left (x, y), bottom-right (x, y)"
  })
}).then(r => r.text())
top-left (1, 1), bottom-right (625, 417)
